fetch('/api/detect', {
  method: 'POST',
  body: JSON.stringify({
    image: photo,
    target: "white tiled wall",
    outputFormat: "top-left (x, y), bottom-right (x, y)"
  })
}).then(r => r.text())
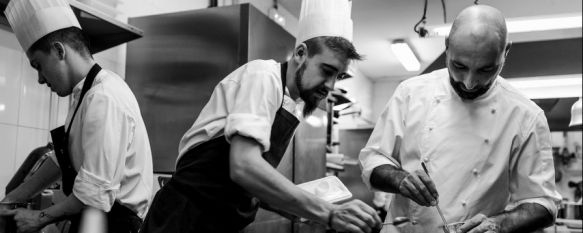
top-left (0, 27), bottom-right (65, 199)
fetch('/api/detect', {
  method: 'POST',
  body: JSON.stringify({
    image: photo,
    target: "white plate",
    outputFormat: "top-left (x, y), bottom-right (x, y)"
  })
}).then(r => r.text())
top-left (297, 176), bottom-right (352, 203)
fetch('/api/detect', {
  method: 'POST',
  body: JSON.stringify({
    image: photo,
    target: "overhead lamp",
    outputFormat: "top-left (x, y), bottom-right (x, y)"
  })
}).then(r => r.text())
top-left (391, 40), bottom-right (421, 71)
top-left (570, 97), bottom-right (582, 127)
top-left (427, 13), bottom-right (582, 37)
top-left (506, 74), bottom-right (582, 99)
top-left (268, 0), bottom-right (286, 26)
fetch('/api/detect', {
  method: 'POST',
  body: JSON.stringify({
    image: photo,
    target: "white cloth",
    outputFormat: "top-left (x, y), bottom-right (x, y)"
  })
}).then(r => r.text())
top-left (359, 68), bottom-right (562, 232)
top-left (177, 60), bottom-right (301, 163)
top-left (49, 69), bottom-right (153, 218)
top-left (296, 0), bottom-right (353, 45)
top-left (4, 0), bottom-right (81, 51)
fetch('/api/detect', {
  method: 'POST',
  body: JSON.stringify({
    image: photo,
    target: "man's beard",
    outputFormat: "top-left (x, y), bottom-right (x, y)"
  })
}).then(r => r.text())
top-left (449, 77), bottom-right (492, 100)
top-left (295, 63), bottom-right (322, 117)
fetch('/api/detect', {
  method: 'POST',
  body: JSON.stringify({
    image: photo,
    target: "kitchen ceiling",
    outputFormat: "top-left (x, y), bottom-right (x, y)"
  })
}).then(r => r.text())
top-left (278, 0), bottom-right (582, 81)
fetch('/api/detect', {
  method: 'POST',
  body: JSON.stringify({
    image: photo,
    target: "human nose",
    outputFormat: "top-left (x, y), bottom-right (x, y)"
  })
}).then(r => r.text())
top-left (37, 73), bottom-right (46, 84)
top-left (462, 74), bottom-right (479, 90)
top-left (324, 78), bottom-right (335, 91)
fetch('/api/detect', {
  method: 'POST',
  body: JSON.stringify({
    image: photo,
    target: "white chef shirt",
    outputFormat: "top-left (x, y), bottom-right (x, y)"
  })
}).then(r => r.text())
top-left (49, 69), bottom-right (154, 218)
top-left (359, 68), bottom-right (562, 232)
top-left (177, 60), bottom-right (301, 163)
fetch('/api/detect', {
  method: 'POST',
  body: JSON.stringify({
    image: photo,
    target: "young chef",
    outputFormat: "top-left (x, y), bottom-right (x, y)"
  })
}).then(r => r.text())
top-left (359, 5), bottom-right (561, 233)
top-left (140, 0), bottom-right (382, 232)
top-left (0, 0), bottom-right (153, 232)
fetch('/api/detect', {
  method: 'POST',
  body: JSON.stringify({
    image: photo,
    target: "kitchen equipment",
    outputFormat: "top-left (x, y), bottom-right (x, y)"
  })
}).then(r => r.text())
top-left (382, 216), bottom-right (410, 226)
top-left (421, 162), bottom-right (450, 233)
top-left (0, 202), bottom-right (31, 233)
top-left (297, 176), bottom-right (352, 203)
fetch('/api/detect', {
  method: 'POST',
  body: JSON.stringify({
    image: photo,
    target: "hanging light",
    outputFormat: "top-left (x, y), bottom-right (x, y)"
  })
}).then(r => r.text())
top-left (569, 97), bottom-right (582, 127)
top-left (427, 13), bottom-right (582, 37)
top-left (391, 39), bottom-right (421, 71)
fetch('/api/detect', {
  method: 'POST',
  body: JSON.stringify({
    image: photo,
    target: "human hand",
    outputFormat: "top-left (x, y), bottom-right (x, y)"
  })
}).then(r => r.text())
top-left (459, 214), bottom-right (501, 233)
top-left (329, 199), bottom-right (382, 233)
top-left (397, 169), bottom-right (439, 207)
top-left (0, 209), bottom-right (45, 233)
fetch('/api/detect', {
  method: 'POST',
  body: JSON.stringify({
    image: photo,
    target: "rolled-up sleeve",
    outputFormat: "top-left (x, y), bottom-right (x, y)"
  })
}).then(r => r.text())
top-left (224, 71), bottom-right (282, 152)
top-left (359, 85), bottom-right (406, 190)
top-left (72, 92), bottom-right (130, 212)
top-left (509, 112), bottom-right (562, 218)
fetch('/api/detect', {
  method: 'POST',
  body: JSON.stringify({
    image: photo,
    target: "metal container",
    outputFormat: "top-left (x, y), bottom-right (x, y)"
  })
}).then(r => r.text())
top-left (564, 202), bottom-right (582, 220)
top-left (0, 202), bottom-right (30, 233)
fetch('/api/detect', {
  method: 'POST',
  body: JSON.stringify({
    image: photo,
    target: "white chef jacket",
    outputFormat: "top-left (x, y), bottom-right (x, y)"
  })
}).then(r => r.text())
top-left (177, 60), bottom-right (301, 162)
top-left (359, 68), bottom-right (562, 232)
top-left (49, 69), bottom-right (154, 218)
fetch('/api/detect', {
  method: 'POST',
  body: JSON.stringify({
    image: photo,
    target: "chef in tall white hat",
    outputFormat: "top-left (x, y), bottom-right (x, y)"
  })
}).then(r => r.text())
top-left (0, 0), bottom-right (154, 233)
top-left (139, 0), bottom-right (381, 233)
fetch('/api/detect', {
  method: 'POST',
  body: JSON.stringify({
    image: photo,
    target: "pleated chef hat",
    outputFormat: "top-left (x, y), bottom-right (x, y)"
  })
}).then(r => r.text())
top-left (296, 0), bottom-right (353, 46)
top-left (4, 0), bottom-right (81, 51)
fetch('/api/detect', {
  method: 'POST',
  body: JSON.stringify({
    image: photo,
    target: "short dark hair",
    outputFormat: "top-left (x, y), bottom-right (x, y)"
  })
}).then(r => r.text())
top-left (28, 27), bottom-right (91, 58)
top-left (304, 36), bottom-right (363, 61)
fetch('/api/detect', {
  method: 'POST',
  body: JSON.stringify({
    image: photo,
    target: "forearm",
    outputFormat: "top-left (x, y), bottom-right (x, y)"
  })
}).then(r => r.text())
top-left (3, 159), bottom-right (61, 203)
top-left (493, 202), bottom-right (553, 233)
top-left (39, 194), bottom-right (85, 225)
top-left (230, 136), bottom-right (333, 225)
top-left (370, 164), bottom-right (408, 193)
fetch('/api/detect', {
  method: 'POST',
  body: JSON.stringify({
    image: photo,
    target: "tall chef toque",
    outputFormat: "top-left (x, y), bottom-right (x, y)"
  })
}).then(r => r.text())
top-left (296, 0), bottom-right (353, 46)
top-left (4, 0), bottom-right (81, 51)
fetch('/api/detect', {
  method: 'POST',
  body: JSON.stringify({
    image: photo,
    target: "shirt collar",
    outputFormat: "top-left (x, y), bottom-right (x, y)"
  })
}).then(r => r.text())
top-left (71, 77), bottom-right (87, 100)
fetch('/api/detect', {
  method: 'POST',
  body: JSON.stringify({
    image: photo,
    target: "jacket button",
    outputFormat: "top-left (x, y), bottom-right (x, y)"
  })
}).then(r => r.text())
top-left (472, 169), bottom-right (479, 176)
top-left (491, 109), bottom-right (496, 114)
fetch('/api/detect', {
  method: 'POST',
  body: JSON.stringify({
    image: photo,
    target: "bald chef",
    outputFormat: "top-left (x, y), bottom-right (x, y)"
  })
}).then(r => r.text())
top-left (140, 0), bottom-right (381, 232)
top-left (359, 5), bottom-right (561, 233)
top-left (0, 0), bottom-right (153, 233)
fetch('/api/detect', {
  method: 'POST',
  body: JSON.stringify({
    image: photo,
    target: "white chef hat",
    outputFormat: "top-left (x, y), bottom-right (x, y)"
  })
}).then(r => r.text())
top-left (296, 0), bottom-right (353, 46)
top-left (4, 0), bottom-right (81, 51)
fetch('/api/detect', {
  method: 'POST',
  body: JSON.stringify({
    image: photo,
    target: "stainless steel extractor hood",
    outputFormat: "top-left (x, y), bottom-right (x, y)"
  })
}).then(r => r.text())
top-left (0, 0), bottom-right (143, 54)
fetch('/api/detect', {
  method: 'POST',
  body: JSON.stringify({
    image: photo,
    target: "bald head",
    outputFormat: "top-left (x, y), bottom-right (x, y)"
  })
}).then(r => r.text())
top-left (447, 5), bottom-right (508, 52)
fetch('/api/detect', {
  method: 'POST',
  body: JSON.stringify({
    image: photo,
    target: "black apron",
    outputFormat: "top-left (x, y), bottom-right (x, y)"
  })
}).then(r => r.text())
top-left (140, 62), bottom-right (300, 233)
top-left (50, 64), bottom-right (142, 233)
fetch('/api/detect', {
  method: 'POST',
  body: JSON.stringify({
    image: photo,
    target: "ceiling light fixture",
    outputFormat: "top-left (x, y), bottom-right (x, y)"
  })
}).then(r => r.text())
top-left (268, 0), bottom-right (286, 26)
top-left (570, 97), bottom-right (582, 127)
top-left (506, 74), bottom-right (582, 99)
top-left (427, 13), bottom-right (582, 37)
top-left (391, 40), bottom-right (421, 71)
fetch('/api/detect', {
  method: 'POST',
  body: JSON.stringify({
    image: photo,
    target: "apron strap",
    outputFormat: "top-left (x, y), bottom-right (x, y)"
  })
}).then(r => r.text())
top-left (66, 63), bottom-right (102, 136)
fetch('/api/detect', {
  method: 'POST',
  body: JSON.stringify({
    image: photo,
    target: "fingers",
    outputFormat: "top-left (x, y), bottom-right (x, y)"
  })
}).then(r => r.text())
top-left (399, 173), bottom-right (436, 206)
top-left (352, 200), bottom-right (383, 227)
top-left (410, 171), bottom-right (436, 206)
top-left (333, 201), bottom-right (384, 233)
top-left (417, 171), bottom-right (439, 202)
top-left (459, 214), bottom-right (487, 233)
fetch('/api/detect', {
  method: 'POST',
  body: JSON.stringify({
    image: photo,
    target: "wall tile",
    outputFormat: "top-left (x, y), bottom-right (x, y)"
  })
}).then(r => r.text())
top-left (0, 124), bottom-right (18, 199)
top-left (0, 46), bottom-right (23, 126)
top-left (17, 58), bottom-right (51, 129)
